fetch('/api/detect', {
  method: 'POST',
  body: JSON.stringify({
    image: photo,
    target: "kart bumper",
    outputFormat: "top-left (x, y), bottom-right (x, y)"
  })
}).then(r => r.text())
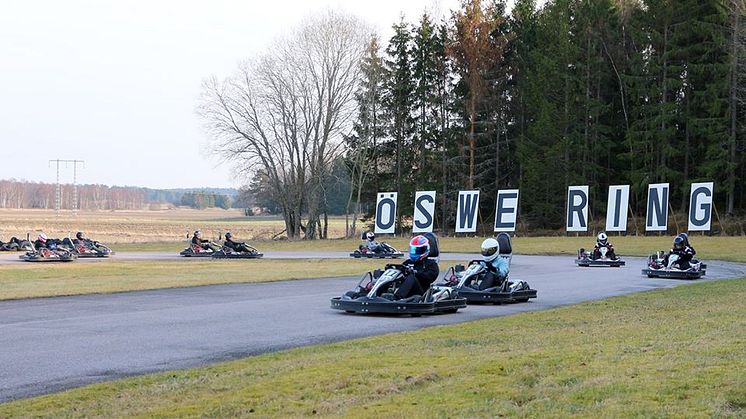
top-left (212, 252), bottom-right (264, 259)
top-left (456, 287), bottom-right (537, 304)
top-left (641, 268), bottom-right (705, 279)
top-left (349, 252), bottom-right (404, 259)
top-left (575, 258), bottom-right (625, 267)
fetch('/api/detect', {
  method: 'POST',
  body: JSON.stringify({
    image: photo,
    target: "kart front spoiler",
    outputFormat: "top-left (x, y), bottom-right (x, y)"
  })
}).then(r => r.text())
top-left (575, 258), bottom-right (625, 267)
top-left (212, 252), bottom-right (264, 259)
top-left (330, 295), bottom-right (466, 315)
top-left (349, 252), bottom-right (404, 259)
top-left (179, 250), bottom-right (214, 257)
top-left (642, 267), bottom-right (706, 279)
top-left (456, 287), bottom-right (537, 304)
top-left (20, 253), bottom-right (76, 262)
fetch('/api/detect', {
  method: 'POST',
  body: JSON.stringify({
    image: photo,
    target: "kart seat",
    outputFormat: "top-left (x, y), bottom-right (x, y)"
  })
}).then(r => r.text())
top-left (422, 232), bottom-right (439, 260)
top-left (496, 232), bottom-right (513, 266)
top-left (360, 232), bottom-right (367, 241)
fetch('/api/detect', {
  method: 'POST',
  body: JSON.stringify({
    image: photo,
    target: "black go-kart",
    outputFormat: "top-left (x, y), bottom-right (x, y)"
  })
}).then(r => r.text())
top-left (60, 238), bottom-right (114, 258)
top-left (212, 244), bottom-right (263, 259)
top-left (574, 246), bottom-right (625, 267)
top-left (19, 246), bottom-right (77, 262)
top-left (349, 233), bottom-right (403, 259)
top-left (642, 251), bottom-right (706, 279)
top-left (0, 237), bottom-right (33, 252)
top-left (436, 233), bottom-right (537, 304)
top-left (179, 243), bottom-right (221, 257)
top-left (332, 233), bottom-right (466, 315)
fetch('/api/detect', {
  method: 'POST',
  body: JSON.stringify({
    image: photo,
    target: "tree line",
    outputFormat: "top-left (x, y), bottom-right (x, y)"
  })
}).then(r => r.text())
top-left (202, 1), bottom-right (746, 238)
top-left (0, 180), bottom-right (236, 211)
top-left (345, 0), bottom-right (746, 233)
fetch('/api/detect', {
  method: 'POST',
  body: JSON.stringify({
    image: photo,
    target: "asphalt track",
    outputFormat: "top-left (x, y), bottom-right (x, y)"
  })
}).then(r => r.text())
top-left (0, 255), bottom-right (744, 402)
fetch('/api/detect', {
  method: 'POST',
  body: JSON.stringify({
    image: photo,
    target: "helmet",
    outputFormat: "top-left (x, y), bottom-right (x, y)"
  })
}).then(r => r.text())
top-left (597, 232), bottom-right (608, 246)
top-left (37, 233), bottom-right (48, 243)
top-left (225, 232), bottom-right (232, 239)
top-left (366, 232), bottom-right (375, 241)
top-left (194, 230), bottom-right (202, 238)
top-left (673, 235), bottom-right (685, 250)
top-left (408, 235), bottom-right (430, 262)
top-left (481, 238), bottom-right (500, 262)
top-left (76, 231), bottom-right (85, 240)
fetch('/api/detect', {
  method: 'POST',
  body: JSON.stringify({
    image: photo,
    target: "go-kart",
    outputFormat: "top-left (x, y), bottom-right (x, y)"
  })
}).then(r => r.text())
top-left (212, 244), bottom-right (263, 259)
top-left (60, 238), bottom-right (114, 258)
top-left (575, 246), bottom-right (625, 267)
top-left (349, 233), bottom-right (403, 259)
top-left (179, 243), bottom-right (221, 257)
top-left (436, 233), bottom-right (536, 304)
top-left (0, 237), bottom-right (33, 252)
top-left (438, 262), bottom-right (537, 304)
top-left (642, 251), bottom-right (706, 279)
top-left (332, 233), bottom-right (466, 315)
top-left (19, 246), bottom-right (77, 262)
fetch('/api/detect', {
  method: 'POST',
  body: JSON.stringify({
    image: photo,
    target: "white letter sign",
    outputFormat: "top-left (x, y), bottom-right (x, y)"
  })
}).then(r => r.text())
top-left (494, 189), bottom-right (519, 232)
top-left (566, 186), bottom-right (589, 232)
top-left (605, 185), bottom-right (629, 232)
top-left (412, 191), bottom-right (436, 233)
top-left (646, 183), bottom-right (669, 231)
top-left (455, 190), bottom-right (480, 233)
top-left (688, 182), bottom-right (714, 231)
top-left (374, 192), bottom-right (397, 234)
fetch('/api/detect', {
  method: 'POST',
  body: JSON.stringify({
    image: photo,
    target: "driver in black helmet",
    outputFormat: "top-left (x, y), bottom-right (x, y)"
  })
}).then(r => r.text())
top-left (73, 231), bottom-right (106, 253)
top-left (223, 232), bottom-right (255, 253)
top-left (191, 230), bottom-right (220, 252)
top-left (668, 233), bottom-right (696, 270)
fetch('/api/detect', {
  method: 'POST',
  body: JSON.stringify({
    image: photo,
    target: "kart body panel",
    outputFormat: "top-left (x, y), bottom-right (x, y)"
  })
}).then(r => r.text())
top-left (575, 247), bottom-right (625, 267)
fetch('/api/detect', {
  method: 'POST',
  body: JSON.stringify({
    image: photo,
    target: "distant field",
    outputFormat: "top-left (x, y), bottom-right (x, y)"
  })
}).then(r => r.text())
top-left (0, 208), bottom-right (352, 243)
top-left (3, 277), bottom-right (744, 417)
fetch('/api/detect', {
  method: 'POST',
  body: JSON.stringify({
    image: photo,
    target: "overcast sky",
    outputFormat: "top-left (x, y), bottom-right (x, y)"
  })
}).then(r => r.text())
top-left (0, 0), bottom-right (469, 189)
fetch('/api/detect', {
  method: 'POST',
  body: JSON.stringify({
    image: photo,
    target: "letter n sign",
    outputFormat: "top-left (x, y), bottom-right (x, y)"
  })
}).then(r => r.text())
top-left (688, 182), bottom-right (714, 231)
top-left (494, 189), bottom-right (519, 232)
top-left (455, 190), bottom-right (480, 233)
top-left (566, 186), bottom-right (589, 232)
top-left (412, 191), bottom-right (436, 233)
top-left (374, 192), bottom-right (397, 234)
top-left (646, 183), bottom-right (669, 232)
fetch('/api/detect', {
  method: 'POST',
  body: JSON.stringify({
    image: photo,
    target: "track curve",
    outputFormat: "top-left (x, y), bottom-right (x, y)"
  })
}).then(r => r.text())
top-left (0, 255), bottom-right (744, 402)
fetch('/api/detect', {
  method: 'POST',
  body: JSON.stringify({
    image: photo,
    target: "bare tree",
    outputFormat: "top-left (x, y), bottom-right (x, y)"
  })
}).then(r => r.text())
top-left (199, 11), bottom-right (368, 239)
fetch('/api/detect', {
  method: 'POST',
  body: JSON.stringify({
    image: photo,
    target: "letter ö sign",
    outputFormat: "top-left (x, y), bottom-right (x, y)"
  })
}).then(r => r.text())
top-left (374, 192), bottom-right (397, 234)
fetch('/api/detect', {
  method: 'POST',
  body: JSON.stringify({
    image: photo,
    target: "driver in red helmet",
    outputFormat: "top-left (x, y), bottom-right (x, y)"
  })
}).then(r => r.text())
top-left (393, 235), bottom-right (439, 300)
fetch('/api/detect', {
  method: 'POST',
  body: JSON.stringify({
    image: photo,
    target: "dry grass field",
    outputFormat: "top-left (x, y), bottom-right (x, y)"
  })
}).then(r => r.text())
top-left (0, 208), bottom-right (351, 243)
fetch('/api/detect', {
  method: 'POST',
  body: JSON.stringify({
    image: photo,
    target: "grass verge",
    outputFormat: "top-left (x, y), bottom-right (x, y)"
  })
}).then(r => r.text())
top-left (2, 277), bottom-right (744, 417)
top-left (0, 259), bottom-right (386, 301)
top-left (114, 235), bottom-right (746, 263)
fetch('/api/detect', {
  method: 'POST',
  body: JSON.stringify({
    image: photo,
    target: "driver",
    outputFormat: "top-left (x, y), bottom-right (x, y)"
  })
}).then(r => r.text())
top-left (191, 230), bottom-right (220, 252)
top-left (73, 231), bottom-right (106, 253)
top-left (34, 233), bottom-right (53, 250)
top-left (223, 232), bottom-right (254, 253)
top-left (476, 238), bottom-right (509, 290)
top-left (668, 233), bottom-right (696, 270)
top-left (393, 235), bottom-right (439, 300)
top-left (592, 232), bottom-right (617, 260)
top-left (365, 232), bottom-right (385, 254)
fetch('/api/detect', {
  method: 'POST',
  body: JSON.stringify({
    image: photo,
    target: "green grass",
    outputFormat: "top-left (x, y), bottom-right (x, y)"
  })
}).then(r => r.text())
top-left (0, 259), bottom-right (389, 301)
top-left (2, 277), bottom-right (744, 417)
top-left (114, 235), bottom-right (746, 263)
